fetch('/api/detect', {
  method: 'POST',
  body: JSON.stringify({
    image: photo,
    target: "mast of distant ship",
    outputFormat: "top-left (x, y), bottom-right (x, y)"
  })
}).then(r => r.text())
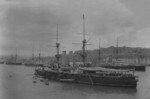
top-left (38, 45), bottom-right (41, 64)
top-left (32, 47), bottom-right (34, 64)
top-left (55, 24), bottom-right (60, 68)
top-left (116, 38), bottom-right (119, 61)
top-left (98, 39), bottom-right (101, 62)
top-left (82, 14), bottom-right (87, 67)
top-left (15, 48), bottom-right (17, 63)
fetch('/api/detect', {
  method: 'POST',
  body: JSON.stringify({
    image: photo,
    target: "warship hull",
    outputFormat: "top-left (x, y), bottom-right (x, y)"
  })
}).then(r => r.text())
top-left (35, 69), bottom-right (137, 88)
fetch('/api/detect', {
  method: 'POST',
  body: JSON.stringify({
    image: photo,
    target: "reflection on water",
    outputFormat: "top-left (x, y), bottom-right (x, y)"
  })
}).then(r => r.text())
top-left (0, 64), bottom-right (150, 99)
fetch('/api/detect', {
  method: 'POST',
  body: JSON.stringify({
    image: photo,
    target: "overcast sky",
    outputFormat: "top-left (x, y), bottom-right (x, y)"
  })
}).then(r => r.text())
top-left (0, 0), bottom-right (150, 57)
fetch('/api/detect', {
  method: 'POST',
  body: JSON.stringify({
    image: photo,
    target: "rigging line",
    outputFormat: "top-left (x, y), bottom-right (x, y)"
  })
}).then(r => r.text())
top-left (88, 74), bottom-right (93, 86)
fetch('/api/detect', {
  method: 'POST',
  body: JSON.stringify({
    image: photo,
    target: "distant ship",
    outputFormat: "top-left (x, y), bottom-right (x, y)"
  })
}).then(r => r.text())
top-left (35, 15), bottom-right (138, 88)
top-left (33, 51), bottom-right (44, 67)
top-left (5, 48), bottom-right (22, 65)
top-left (100, 62), bottom-right (146, 71)
top-left (0, 61), bottom-right (4, 64)
top-left (24, 63), bottom-right (43, 67)
top-left (6, 62), bottom-right (22, 65)
top-left (24, 47), bottom-right (44, 67)
top-left (99, 39), bottom-right (145, 71)
top-left (0, 58), bottom-right (4, 64)
top-left (24, 62), bottom-right (43, 67)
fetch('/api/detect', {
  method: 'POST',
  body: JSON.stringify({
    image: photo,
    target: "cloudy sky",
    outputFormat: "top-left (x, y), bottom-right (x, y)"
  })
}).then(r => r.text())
top-left (0, 0), bottom-right (150, 57)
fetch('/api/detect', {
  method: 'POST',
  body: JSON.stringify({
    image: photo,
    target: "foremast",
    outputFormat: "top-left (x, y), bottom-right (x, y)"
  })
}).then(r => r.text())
top-left (80, 14), bottom-right (87, 67)
top-left (55, 24), bottom-right (61, 68)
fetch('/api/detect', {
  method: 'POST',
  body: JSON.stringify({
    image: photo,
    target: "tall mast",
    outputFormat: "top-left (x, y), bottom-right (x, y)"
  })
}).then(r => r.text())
top-left (82, 14), bottom-right (87, 66)
top-left (32, 47), bottom-right (34, 64)
top-left (83, 14), bottom-right (85, 42)
top-left (98, 39), bottom-right (101, 61)
top-left (116, 37), bottom-right (119, 61)
top-left (15, 48), bottom-right (17, 63)
top-left (39, 46), bottom-right (41, 64)
top-left (56, 24), bottom-right (58, 44)
top-left (55, 24), bottom-right (60, 67)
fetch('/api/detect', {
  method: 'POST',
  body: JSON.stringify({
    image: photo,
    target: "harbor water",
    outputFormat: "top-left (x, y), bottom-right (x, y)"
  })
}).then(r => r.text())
top-left (0, 64), bottom-right (150, 99)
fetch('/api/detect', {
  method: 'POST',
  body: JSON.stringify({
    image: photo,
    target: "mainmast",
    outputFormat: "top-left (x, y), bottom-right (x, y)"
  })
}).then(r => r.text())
top-left (81, 14), bottom-right (87, 66)
top-left (55, 24), bottom-right (60, 68)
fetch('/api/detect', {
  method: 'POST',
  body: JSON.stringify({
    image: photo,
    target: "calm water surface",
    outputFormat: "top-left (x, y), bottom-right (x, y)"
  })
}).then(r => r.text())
top-left (0, 64), bottom-right (150, 99)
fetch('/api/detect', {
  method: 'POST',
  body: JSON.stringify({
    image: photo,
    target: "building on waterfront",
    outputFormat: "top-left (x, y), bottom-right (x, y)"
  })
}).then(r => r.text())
top-left (59, 50), bottom-right (150, 66)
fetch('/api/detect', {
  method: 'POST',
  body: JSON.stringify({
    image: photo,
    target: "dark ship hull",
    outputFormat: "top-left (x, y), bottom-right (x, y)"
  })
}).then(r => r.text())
top-left (5, 62), bottom-right (22, 65)
top-left (34, 64), bottom-right (43, 67)
top-left (35, 68), bottom-right (138, 88)
top-left (101, 65), bottom-right (145, 71)
top-left (24, 63), bottom-right (43, 67)
top-left (133, 65), bottom-right (145, 71)
top-left (0, 61), bottom-right (4, 64)
top-left (24, 63), bottom-right (36, 67)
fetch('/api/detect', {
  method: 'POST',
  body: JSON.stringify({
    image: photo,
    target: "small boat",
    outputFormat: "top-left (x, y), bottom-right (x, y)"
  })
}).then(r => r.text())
top-left (40, 79), bottom-right (44, 82)
top-left (9, 75), bottom-right (12, 78)
top-left (33, 81), bottom-right (37, 83)
top-left (45, 81), bottom-right (49, 85)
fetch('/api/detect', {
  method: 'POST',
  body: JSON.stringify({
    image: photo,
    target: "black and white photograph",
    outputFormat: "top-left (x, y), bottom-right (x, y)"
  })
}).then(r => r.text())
top-left (0, 0), bottom-right (150, 99)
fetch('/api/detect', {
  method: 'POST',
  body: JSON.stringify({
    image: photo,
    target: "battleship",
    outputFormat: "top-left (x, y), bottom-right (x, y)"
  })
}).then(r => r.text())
top-left (35, 15), bottom-right (138, 88)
